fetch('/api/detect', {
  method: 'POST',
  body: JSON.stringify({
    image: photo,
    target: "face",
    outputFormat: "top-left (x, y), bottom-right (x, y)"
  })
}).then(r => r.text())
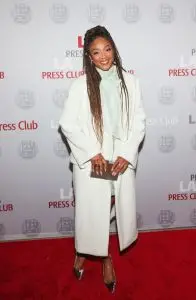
top-left (89, 36), bottom-right (114, 71)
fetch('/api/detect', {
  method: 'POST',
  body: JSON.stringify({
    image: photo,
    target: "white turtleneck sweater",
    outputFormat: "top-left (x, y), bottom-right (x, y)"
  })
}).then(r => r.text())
top-left (96, 65), bottom-right (121, 138)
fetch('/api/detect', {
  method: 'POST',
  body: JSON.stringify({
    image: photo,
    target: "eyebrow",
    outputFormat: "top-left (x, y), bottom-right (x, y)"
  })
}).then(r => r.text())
top-left (90, 44), bottom-right (111, 51)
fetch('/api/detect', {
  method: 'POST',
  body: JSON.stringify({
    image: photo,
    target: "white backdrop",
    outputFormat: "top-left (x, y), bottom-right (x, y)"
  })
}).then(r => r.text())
top-left (0, 0), bottom-right (196, 241)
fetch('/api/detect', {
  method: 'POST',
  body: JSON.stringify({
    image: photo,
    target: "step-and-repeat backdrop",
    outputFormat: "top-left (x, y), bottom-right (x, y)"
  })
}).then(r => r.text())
top-left (0, 0), bottom-right (196, 241)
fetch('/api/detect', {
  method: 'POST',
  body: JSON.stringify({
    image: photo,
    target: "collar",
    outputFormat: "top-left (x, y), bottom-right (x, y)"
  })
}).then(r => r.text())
top-left (95, 64), bottom-right (117, 80)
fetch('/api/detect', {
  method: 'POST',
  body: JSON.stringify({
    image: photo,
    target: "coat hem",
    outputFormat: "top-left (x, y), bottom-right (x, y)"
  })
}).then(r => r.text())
top-left (119, 233), bottom-right (138, 252)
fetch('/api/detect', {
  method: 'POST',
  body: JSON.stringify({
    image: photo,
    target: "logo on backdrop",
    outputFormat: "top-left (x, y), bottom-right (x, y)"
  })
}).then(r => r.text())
top-left (0, 200), bottom-right (14, 212)
top-left (168, 68), bottom-right (196, 77)
top-left (63, 36), bottom-right (83, 59)
top-left (146, 116), bottom-right (179, 127)
top-left (123, 4), bottom-right (140, 23)
top-left (158, 135), bottom-right (176, 152)
top-left (159, 4), bottom-right (174, 23)
top-left (159, 86), bottom-right (175, 104)
top-left (41, 70), bottom-right (84, 80)
top-left (16, 90), bottom-right (35, 109)
top-left (192, 86), bottom-right (196, 102)
top-left (189, 114), bottom-right (196, 124)
top-left (19, 140), bottom-right (38, 159)
top-left (53, 89), bottom-right (68, 108)
top-left (0, 72), bottom-right (4, 79)
top-left (192, 48), bottom-right (196, 56)
top-left (191, 134), bottom-right (196, 150)
top-left (158, 210), bottom-right (175, 227)
top-left (190, 209), bottom-right (196, 225)
top-left (0, 121), bottom-right (38, 132)
top-left (57, 217), bottom-right (74, 235)
top-left (53, 137), bottom-right (69, 158)
top-left (136, 212), bottom-right (143, 228)
top-left (49, 3), bottom-right (68, 23)
top-left (0, 224), bottom-right (5, 238)
top-left (22, 219), bottom-right (41, 236)
top-left (192, 5), bottom-right (196, 22)
top-left (190, 174), bottom-right (196, 181)
top-left (168, 174), bottom-right (196, 201)
top-left (11, 3), bottom-right (32, 24)
top-left (87, 4), bottom-right (105, 24)
top-left (49, 187), bottom-right (75, 208)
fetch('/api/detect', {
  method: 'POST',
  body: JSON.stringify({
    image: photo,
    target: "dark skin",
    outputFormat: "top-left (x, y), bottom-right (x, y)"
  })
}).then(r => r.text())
top-left (75, 37), bottom-right (129, 285)
top-left (89, 37), bottom-right (129, 176)
top-left (91, 153), bottom-right (129, 176)
top-left (77, 153), bottom-right (129, 283)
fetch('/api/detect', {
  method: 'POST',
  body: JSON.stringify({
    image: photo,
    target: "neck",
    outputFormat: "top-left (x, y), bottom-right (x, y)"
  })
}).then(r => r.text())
top-left (95, 65), bottom-right (116, 79)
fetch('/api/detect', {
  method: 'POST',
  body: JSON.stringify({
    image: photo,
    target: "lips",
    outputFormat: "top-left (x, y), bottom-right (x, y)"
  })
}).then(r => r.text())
top-left (100, 61), bottom-right (109, 65)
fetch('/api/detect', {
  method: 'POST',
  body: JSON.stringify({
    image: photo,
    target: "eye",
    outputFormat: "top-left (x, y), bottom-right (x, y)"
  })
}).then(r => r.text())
top-left (106, 47), bottom-right (112, 52)
top-left (92, 51), bottom-right (99, 56)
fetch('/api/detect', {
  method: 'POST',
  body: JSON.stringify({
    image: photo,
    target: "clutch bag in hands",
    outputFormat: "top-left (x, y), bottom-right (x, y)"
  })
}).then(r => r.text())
top-left (90, 160), bottom-right (118, 181)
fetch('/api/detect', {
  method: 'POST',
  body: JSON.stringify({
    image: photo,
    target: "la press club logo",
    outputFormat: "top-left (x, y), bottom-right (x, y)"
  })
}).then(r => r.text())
top-left (0, 71), bottom-right (5, 79)
top-left (168, 174), bottom-right (196, 201)
top-left (19, 140), bottom-right (38, 159)
top-left (11, 3), bottom-right (31, 24)
top-left (168, 48), bottom-right (196, 77)
top-left (22, 219), bottom-right (41, 237)
top-left (0, 120), bottom-right (38, 132)
top-left (169, 67), bottom-right (196, 77)
top-left (41, 35), bottom-right (84, 80)
top-left (189, 114), bottom-right (196, 125)
top-left (41, 35), bottom-right (134, 79)
top-left (0, 200), bottom-right (14, 212)
top-left (48, 187), bottom-right (75, 209)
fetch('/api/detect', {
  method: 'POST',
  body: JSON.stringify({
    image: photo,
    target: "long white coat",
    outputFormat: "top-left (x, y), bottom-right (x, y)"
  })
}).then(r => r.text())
top-left (59, 70), bottom-right (146, 256)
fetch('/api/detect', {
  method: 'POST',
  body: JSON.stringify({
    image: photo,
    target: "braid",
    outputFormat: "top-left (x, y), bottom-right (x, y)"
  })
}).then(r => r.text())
top-left (83, 25), bottom-right (130, 145)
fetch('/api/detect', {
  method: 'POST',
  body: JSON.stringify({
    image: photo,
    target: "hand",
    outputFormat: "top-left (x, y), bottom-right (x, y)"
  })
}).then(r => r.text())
top-left (91, 153), bottom-right (107, 176)
top-left (111, 157), bottom-right (129, 176)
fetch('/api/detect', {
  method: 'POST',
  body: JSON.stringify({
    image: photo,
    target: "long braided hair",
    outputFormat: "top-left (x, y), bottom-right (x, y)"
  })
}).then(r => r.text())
top-left (83, 25), bottom-right (129, 145)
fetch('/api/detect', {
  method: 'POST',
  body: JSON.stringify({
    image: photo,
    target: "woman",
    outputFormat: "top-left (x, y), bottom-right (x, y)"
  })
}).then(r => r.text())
top-left (59, 25), bottom-right (146, 293)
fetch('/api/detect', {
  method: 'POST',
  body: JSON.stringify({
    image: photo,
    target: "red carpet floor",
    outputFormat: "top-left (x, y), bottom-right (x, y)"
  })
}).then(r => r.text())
top-left (0, 230), bottom-right (196, 300)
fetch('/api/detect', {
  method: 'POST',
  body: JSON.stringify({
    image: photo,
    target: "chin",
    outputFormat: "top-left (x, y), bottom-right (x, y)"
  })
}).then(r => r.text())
top-left (98, 64), bottom-right (113, 71)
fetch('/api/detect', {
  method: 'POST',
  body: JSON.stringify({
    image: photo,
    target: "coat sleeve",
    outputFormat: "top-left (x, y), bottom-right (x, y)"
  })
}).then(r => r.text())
top-left (59, 78), bottom-right (100, 168)
top-left (114, 76), bottom-right (146, 169)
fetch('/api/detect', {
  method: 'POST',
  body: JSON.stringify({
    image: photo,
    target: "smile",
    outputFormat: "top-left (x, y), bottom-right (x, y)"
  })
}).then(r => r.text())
top-left (100, 61), bottom-right (109, 65)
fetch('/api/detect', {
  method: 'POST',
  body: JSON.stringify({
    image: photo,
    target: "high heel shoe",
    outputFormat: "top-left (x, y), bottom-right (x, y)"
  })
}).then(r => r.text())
top-left (73, 254), bottom-right (85, 280)
top-left (102, 254), bottom-right (116, 293)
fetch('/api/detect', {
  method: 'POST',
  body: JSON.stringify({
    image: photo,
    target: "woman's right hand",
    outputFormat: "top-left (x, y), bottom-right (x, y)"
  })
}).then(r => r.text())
top-left (91, 153), bottom-right (107, 175)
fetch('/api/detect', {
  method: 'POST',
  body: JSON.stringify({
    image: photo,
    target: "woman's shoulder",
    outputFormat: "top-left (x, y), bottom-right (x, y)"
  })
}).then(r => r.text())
top-left (122, 70), bottom-right (140, 92)
top-left (122, 70), bottom-right (138, 83)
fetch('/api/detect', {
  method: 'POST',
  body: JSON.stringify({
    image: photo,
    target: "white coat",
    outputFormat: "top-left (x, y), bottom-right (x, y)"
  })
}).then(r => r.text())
top-left (59, 69), bottom-right (146, 256)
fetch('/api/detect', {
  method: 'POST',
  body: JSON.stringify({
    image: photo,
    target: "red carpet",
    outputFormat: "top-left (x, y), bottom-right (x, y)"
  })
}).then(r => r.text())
top-left (0, 230), bottom-right (196, 300)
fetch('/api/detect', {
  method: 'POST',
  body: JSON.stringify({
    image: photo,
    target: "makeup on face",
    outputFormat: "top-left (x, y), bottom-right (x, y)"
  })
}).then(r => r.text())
top-left (89, 37), bottom-right (114, 71)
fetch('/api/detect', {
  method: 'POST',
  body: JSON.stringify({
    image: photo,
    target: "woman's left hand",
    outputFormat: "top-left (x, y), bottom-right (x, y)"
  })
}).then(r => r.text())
top-left (111, 157), bottom-right (129, 176)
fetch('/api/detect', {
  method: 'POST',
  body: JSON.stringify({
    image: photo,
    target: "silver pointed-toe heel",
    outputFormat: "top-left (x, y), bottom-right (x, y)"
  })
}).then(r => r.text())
top-left (73, 255), bottom-right (85, 280)
top-left (102, 254), bottom-right (116, 293)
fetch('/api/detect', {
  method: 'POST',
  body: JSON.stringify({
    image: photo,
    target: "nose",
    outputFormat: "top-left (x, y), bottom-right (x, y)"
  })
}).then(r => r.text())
top-left (100, 51), bottom-right (106, 60)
